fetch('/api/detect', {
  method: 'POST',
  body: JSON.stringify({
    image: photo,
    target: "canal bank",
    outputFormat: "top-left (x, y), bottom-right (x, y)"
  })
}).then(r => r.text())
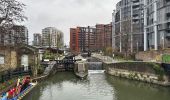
top-left (104, 62), bottom-right (170, 86)
top-left (91, 54), bottom-right (170, 86)
top-left (23, 71), bottom-right (170, 100)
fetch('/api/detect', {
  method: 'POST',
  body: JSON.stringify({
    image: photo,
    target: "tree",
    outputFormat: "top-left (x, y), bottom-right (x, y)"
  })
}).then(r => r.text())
top-left (104, 47), bottom-right (113, 56)
top-left (57, 32), bottom-right (64, 49)
top-left (0, 0), bottom-right (27, 30)
top-left (119, 18), bottom-right (132, 59)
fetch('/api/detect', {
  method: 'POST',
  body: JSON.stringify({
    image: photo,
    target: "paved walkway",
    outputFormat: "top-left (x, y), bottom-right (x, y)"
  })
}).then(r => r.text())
top-left (91, 53), bottom-right (117, 64)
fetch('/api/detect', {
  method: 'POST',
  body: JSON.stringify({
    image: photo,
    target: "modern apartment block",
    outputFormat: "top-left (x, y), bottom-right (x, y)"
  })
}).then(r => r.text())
top-left (113, 0), bottom-right (170, 52)
top-left (0, 25), bottom-right (28, 46)
top-left (112, 0), bottom-right (144, 52)
top-left (144, 0), bottom-right (170, 50)
top-left (33, 33), bottom-right (42, 47)
top-left (0, 28), bottom-right (14, 46)
top-left (105, 24), bottom-right (113, 49)
top-left (96, 24), bottom-right (112, 50)
top-left (70, 28), bottom-right (78, 53)
top-left (70, 26), bottom-right (96, 53)
top-left (70, 23), bottom-right (112, 54)
top-left (12, 25), bottom-right (29, 45)
top-left (95, 24), bottom-right (105, 50)
top-left (42, 27), bottom-right (64, 48)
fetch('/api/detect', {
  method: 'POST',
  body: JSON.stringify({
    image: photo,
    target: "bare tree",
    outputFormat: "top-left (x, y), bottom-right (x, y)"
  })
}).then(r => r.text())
top-left (121, 18), bottom-right (131, 58)
top-left (0, 0), bottom-right (27, 30)
top-left (57, 32), bottom-right (64, 49)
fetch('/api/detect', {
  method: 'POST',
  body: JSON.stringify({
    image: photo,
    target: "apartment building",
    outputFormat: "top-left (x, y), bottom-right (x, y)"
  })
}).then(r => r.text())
top-left (70, 23), bottom-right (112, 53)
top-left (96, 24), bottom-right (112, 50)
top-left (42, 27), bottom-right (64, 48)
top-left (70, 26), bottom-right (96, 53)
top-left (33, 33), bottom-right (42, 47)
top-left (0, 25), bottom-right (28, 46)
top-left (113, 0), bottom-right (144, 52)
top-left (144, 0), bottom-right (170, 50)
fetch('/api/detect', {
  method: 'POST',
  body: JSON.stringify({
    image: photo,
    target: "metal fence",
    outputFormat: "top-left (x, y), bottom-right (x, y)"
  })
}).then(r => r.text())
top-left (0, 66), bottom-right (32, 83)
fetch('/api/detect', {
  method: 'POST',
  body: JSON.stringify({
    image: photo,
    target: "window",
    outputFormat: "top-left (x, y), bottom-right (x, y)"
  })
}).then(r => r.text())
top-left (0, 55), bottom-right (4, 64)
top-left (166, 0), bottom-right (170, 2)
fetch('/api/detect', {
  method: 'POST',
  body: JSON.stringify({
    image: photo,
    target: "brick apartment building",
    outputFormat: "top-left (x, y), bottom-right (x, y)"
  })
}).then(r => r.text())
top-left (96, 24), bottom-right (112, 50)
top-left (70, 23), bottom-right (112, 54)
top-left (70, 26), bottom-right (96, 53)
top-left (70, 28), bottom-right (79, 53)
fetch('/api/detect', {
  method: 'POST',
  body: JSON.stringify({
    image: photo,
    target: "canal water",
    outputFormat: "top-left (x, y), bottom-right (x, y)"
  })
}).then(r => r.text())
top-left (24, 71), bottom-right (170, 100)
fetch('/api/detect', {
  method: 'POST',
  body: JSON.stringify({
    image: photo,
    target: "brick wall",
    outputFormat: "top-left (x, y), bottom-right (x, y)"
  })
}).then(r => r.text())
top-left (135, 50), bottom-right (170, 62)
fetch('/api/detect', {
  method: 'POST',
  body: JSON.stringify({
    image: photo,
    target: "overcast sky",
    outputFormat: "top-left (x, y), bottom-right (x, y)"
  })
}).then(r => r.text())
top-left (19, 0), bottom-right (118, 45)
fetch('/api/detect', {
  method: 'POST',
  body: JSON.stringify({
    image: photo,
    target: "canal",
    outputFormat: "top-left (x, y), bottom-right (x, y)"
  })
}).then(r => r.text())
top-left (24, 71), bottom-right (170, 100)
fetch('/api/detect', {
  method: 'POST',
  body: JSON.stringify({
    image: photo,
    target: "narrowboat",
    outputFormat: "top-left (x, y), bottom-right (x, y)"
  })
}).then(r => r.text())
top-left (0, 76), bottom-right (37, 100)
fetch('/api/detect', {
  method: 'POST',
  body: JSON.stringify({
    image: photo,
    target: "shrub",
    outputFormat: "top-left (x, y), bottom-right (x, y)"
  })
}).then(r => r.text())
top-left (104, 47), bottom-right (113, 57)
top-left (37, 66), bottom-right (45, 75)
top-left (148, 63), bottom-right (165, 81)
top-left (162, 54), bottom-right (170, 63)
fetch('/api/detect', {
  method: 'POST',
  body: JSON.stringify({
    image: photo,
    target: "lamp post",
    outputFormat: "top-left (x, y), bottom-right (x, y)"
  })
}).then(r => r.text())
top-left (162, 33), bottom-right (165, 49)
top-left (120, 34), bottom-right (122, 52)
top-left (137, 41), bottom-right (139, 53)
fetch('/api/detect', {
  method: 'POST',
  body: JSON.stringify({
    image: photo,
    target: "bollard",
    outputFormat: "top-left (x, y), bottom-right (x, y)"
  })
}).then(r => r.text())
top-left (1, 75), bottom-right (4, 83)
top-left (8, 71), bottom-right (11, 80)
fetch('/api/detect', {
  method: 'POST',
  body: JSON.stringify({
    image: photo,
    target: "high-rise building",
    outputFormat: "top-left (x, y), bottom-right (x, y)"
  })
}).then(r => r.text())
top-left (95, 24), bottom-right (105, 50)
top-left (70, 28), bottom-right (79, 53)
top-left (70, 23), bottom-right (112, 54)
top-left (70, 26), bottom-right (96, 53)
top-left (0, 25), bottom-right (28, 46)
top-left (113, 0), bottom-right (170, 52)
top-left (144, 0), bottom-right (170, 51)
top-left (96, 23), bottom-right (112, 50)
top-left (33, 33), bottom-right (42, 47)
top-left (104, 23), bottom-right (113, 49)
top-left (0, 28), bottom-right (14, 46)
top-left (42, 27), bottom-right (64, 48)
top-left (112, 0), bottom-right (144, 52)
top-left (12, 25), bottom-right (28, 45)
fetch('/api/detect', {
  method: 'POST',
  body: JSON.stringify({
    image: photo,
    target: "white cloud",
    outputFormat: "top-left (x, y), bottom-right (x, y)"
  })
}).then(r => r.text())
top-left (19, 0), bottom-right (118, 45)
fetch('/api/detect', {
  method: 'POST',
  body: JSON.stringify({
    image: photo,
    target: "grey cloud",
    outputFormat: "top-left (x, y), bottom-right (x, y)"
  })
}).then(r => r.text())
top-left (19, 0), bottom-right (118, 45)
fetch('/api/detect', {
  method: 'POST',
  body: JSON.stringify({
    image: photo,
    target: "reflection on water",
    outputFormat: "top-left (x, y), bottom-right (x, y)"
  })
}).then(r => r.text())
top-left (23, 71), bottom-right (170, 100)
top-left (88, 70), bottom-right (105, 74)
top-left (106, 75), bottom-right (170, 100)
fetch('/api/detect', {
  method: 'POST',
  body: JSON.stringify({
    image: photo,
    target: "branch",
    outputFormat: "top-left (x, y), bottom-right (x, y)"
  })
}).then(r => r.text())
top-left (0, 0), bottom-right (27, 29)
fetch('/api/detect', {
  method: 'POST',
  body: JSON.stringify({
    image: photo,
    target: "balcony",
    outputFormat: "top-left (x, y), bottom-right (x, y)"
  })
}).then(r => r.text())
top-left (133, 2), bottom-right (140, 6)
top-left (133, 10), bottom-right (140, 15)
top-left (133, 16), bottom-right (140, 20)
top-left (166, 12), bottom-right (170, 19)
top-left (166, 0), bottom-right (170, 5)
top-left (132, 0), bottom-right (139, 3)
top-left (133, 13), bottom-right (139, 17)
top-left (166, 34), bottom-right (170, 40)
top-left (132, 19), bottom-right (139, 24)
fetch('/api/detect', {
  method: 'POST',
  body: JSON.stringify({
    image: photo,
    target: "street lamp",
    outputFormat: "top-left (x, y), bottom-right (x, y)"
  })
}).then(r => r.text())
top-left (162, 33), bottom-right (165, 50)
top-left (137, 41), bottom-right (139, 53)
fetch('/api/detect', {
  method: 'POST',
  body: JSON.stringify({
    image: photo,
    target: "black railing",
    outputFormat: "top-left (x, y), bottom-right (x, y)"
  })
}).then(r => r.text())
top-left (54, 59), bottom-right (76, 71)
top-left (55, 59), bottom-right (76, 64)
top-left (0, 66), bottom-right (32, 83)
